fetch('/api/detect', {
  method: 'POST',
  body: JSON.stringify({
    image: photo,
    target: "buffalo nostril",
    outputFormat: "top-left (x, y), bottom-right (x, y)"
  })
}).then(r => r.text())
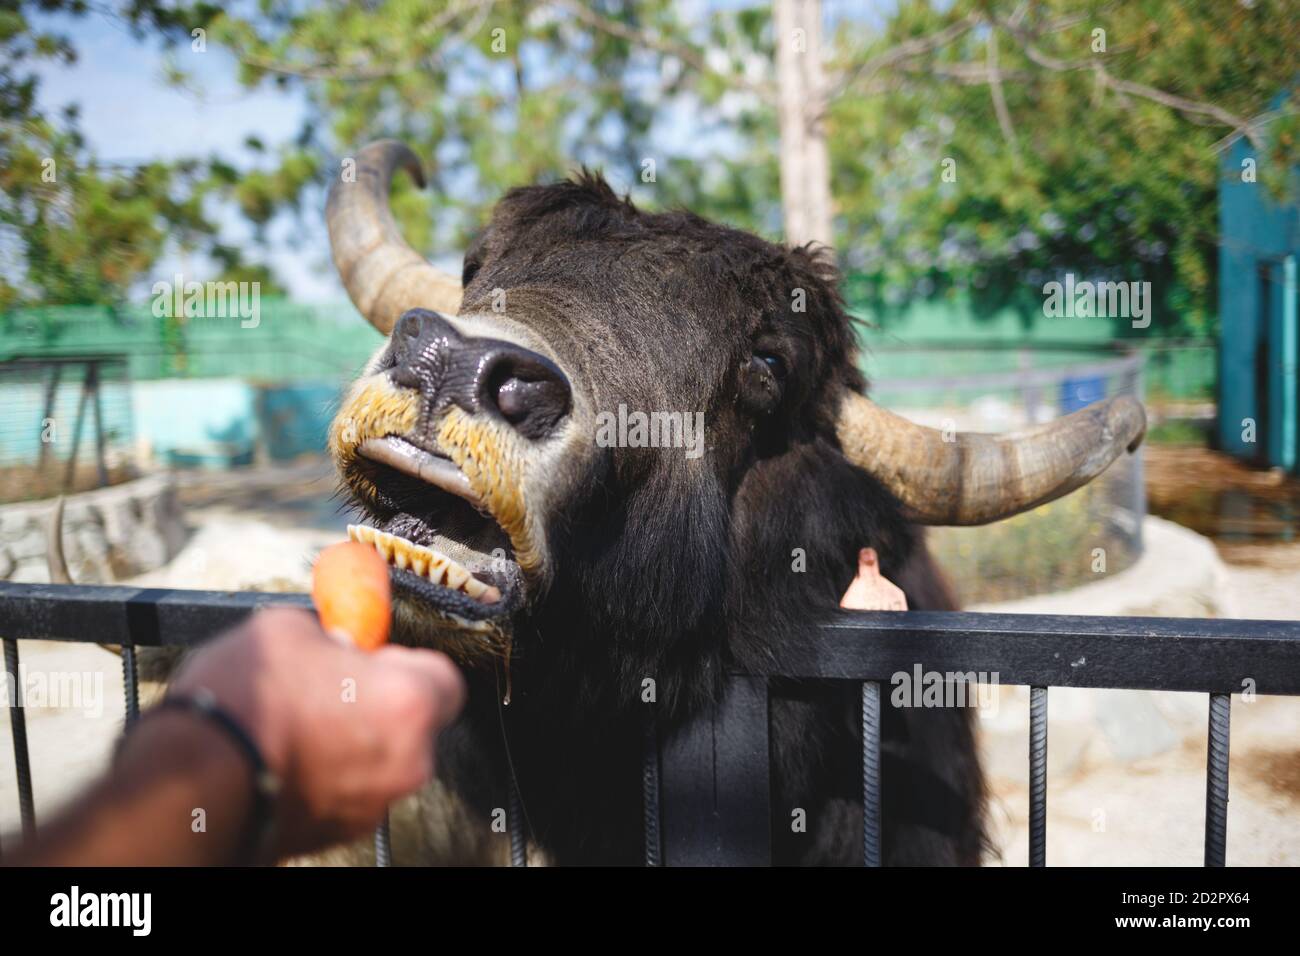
top-left (495, 376), bottom-right (529, 424)
top-left (482, 356), bottom-right (571, 439)
top-left (496, 376), bottom-right (562, 423)
top-left (384, 308), bottom-right (569, 436)
top-left (394, 310), bottom-right (430, 344)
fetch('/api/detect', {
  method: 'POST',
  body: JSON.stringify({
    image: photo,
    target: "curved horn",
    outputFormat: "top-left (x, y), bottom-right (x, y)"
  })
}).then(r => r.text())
top-left (326, 140), bottom-right (462, 333)
top-left (47, 495), bottom-right (72, 584)
top-left (836, 392), bottom-right (1146, 526)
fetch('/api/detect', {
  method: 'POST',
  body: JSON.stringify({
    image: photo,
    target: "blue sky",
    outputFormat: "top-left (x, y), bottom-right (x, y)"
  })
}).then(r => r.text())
top-left (32, 11), bottom-right (336, 299)
top-left (34, 15), bottom-right (305, 165)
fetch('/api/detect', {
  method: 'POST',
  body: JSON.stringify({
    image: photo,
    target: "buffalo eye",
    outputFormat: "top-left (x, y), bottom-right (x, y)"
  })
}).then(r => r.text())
top-left (739, 350), bottom-right (787, 413)
top-left (756, 351), bottom-right (787, 381)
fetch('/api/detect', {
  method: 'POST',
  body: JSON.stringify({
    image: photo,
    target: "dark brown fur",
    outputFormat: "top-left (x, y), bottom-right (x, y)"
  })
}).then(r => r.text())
top-left (359, 174), bottom-right (988, 864)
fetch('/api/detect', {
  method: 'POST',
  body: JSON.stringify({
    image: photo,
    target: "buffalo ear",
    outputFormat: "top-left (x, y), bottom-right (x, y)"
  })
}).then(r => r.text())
top-left (835, 389), bottom-right (1146, 526)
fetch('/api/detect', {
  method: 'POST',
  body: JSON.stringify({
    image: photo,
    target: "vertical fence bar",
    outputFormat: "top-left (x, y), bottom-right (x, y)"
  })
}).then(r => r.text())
top-left (861, 680), bottom-right (882, 867)
top-left (1204, 693), bottom-right (1231, 867)
top-left (36, 363), bottom-right (62, 472)
top-left (62, 371), bottom-right (90, 493)
top-left (642, 713), bottom-right (662, 867)
top-left (508, 778), bottom-right (527, 867)
top-left (659, 675), bottom-right (770, 865)
top-left (121, 644), bottom-right (140, 727)
top-left (4, 638), bottom-right (36, 840)
top-left (374, 813), bottom-right (392, 867)
top-left (89, 363), bottom-right (109, 489)
top-left (1029, 686), bottom-right (1048, 867)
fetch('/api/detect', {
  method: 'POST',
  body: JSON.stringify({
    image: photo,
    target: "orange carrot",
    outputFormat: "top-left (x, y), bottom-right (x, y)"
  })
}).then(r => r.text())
top-left (312, 541), bottom-right (392, 651)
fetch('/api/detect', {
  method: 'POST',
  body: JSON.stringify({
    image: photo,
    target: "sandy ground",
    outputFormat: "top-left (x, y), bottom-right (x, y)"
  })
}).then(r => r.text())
top-left (2, 455), bottom-right (1298, 864)
top-left (981, 546), bottom-right (1300, 866)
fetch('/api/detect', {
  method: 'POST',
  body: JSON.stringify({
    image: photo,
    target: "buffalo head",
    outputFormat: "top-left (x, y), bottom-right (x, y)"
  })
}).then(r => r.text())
top-left (326, 140), bottom-right (1145, 712)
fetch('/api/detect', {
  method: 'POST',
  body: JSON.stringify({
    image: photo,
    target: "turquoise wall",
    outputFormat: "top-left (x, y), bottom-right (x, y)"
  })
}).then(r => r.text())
top-left (133, 379), bottom-right (342, 466)
top-left (133, 379), bottom-right (258, 463)
top-left (1217, 132), bottom-right (1299, 469)
top-left (1, 378), bottom-right (343, 468)
top-left (256, 382), bottom-right (343, 461)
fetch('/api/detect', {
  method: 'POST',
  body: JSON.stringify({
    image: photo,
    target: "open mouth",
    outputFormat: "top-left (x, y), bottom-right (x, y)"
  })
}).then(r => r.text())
top-left (346, 435), bottom-right (524, 631)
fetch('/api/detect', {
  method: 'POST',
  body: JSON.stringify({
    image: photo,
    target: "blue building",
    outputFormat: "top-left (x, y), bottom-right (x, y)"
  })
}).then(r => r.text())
top-left (1218, 123), bottom-right (1298, 472)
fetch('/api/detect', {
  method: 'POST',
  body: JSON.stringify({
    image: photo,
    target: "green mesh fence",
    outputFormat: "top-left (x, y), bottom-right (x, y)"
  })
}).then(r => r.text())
top-left (0, 300), bottom-right (384, 383)
top-left (2, 296), bottom-right (1215, 398)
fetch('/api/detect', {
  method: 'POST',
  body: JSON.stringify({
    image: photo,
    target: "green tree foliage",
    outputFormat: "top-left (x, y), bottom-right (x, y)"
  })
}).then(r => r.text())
top-left (825, 0), bottom-right (1300, 336)
top-left (203, 0), bottom-right (731, 252)
top-left (2, 0), bottom-right (1296, 338)
top-left (209, 0), bottom-right (1299, 336)
top-left (0, 1), bottom-right (233, 308)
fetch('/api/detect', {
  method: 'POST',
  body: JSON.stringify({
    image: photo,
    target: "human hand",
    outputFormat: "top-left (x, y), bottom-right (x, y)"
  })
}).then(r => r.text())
top-left (167, 607), bottom-right (465, 858)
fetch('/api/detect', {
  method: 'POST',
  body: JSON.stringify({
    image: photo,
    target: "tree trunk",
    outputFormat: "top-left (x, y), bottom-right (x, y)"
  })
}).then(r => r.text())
top-left (773, 0), bottom-right (833, 250)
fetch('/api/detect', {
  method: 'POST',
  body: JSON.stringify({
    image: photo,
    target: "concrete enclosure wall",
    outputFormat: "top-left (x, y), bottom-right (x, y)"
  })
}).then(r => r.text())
top-left (0, 473), bottom-right (186, 583)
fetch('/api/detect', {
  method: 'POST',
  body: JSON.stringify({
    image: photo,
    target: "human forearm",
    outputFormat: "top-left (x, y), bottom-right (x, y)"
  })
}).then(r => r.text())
top-left (7, 607), bottom-right (463, 867)
top-left (11, 710), bottom-right (256, 867)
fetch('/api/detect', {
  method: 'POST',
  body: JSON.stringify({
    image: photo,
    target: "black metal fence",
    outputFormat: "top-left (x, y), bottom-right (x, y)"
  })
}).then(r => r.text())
top-left (3, 581), bottom-right (1300, 866)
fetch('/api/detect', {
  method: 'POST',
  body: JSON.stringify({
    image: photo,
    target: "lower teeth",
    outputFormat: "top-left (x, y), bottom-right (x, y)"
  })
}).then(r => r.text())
top-left (347, 524), bottom-right (500, 604)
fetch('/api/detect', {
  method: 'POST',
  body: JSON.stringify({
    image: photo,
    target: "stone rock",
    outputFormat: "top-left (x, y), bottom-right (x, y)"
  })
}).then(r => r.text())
top-left (9, 526), bottom-right (47, 560)
top-left (0, 474), bottom-right (186, 583)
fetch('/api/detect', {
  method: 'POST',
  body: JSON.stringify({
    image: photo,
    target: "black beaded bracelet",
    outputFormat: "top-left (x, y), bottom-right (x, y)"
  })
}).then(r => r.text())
top-left (122, 689), bottom-right (281, 863)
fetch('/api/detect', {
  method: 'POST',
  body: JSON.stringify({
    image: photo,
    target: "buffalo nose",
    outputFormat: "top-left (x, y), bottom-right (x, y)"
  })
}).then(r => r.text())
top-left (387, 308), bottom-right (571, 440)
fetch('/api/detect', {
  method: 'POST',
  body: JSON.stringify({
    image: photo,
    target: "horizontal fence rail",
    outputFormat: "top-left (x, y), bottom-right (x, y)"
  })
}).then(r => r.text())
top-left (0, 584), bottom-right (313, 647)
top-left (768, 612), bottom-right (1300, 694)
top-left (3, 582), bottom-right (1300, 867)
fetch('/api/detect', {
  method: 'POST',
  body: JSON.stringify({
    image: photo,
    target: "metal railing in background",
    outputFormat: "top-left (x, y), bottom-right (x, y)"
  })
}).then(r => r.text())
top-left (3, 582), bottom-right (1299, 867)
top-left (0, 355), bottom-right (134, 503)
top-left (870, 351), bottom-right (1149, 605)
